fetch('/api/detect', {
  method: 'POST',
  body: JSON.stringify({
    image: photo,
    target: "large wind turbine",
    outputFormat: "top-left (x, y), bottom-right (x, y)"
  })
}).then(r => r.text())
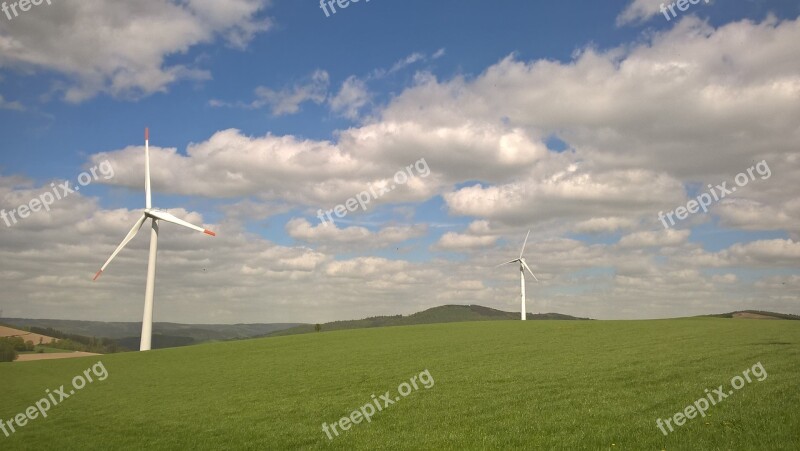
top-left (93, 128), bottom-right (215, 351)
top-left (497, 230), bottom-right (539, 320)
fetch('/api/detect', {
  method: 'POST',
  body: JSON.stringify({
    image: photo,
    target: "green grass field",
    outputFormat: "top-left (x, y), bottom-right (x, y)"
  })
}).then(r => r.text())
top-left (1, 318), bottom-right (798, 450)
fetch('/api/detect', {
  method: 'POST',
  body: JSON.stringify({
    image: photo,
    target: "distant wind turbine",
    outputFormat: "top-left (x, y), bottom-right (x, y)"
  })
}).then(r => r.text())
top-left (497, 230), bottom-right (539, 320)
top-left (93, 128), bottom-right (216, 351)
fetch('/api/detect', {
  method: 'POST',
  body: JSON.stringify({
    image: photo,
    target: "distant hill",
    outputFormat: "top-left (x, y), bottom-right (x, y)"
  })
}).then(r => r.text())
top-left (701, 310), bottom-right (800, 320)
top-left (1, 319), bottom-right (303, 349)
top-left (267, 304), bottom-right (592, 337)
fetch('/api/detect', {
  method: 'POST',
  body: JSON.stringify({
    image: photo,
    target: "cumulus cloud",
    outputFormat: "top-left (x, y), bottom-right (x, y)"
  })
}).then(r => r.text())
top-left (88, 128), bottom-right (447, 208)
top-left (380, 17), bottom-right (800, 181)
top-left (432, 232), bottom-right (497, 251)
top-left (211, 70), bottom-right (330, 116)
top-left (286, 218), bottom-right (426, 251)
top-left (4, 16), bottom-right (800, 322)
top-left (93, 17), bottom-right (800, 231)
top-left (0, 0), bottom-right (271, 102)
top-left (617, 0), bottom-right (714, 26)
top-left (2, 170), bottom-right (798, 322)
top-left (388, 52), bottom-right (425, 74)
top-left (572, 217), bottom-right (637, 234)
top-left (444, 168), bottom-right (685, 227)
top-left (329, 76), bottom-right (370, 120)
top-left (617, 0), bottom-right (663, 26)
top-left (618, 229), bottom-right (690, 249)
top-left (722, 239), bottom-right (800, 266)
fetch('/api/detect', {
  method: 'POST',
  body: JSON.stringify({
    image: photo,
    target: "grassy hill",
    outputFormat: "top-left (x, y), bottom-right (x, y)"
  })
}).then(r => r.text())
top-left (1, 318), bottom-right (798, 449)
top-left (703, 310), bottom-right (800, 320)
top-left (268, 304), bottom-right (591, 336)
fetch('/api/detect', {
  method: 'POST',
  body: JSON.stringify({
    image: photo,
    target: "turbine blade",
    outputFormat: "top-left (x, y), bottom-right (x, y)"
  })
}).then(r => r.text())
top-left (148, 210), bottom-right (215, 236)
top-left (496, 259), bottom-right (520, 268)
top-left (145, 128), bottom-right (152, 209)
top-left (521, 259), bottom-right (539, 282)
top-left (520, 229), bottom-right (531, 258)
top-left (94, 214), bottom-right (147, 280)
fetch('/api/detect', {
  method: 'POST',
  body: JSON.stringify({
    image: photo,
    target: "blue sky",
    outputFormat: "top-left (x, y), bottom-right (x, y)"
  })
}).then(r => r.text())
top-left (0, 0), bottom-right (798, 323)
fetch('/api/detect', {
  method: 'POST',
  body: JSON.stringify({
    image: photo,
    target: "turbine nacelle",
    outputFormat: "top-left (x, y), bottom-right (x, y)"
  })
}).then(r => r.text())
top-left (145, 209), bottom-right (216, 236)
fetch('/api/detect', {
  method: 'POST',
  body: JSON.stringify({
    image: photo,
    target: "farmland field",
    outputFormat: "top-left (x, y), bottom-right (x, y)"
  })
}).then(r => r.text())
top-left (1, 318), bottom-right (798, 450)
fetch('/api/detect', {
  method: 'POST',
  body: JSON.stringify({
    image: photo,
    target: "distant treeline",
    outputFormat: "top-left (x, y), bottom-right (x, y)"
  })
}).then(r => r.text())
top-left (27, 326), bottom-right (127, 353)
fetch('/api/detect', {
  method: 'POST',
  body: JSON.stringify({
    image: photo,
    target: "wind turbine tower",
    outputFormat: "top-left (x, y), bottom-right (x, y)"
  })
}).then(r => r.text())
top-left (498, 230), bottom-right (539, 320)
top-left (94, 128), bottom-right (216, 351)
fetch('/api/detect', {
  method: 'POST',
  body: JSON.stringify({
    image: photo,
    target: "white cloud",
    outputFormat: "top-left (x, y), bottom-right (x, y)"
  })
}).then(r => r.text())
top-left (4, 16), bottom-right (800, 323)
top-left (212, 70), bottom-right (329, 116)
top-left (219, 199), bottom-right (292, 222)
top-left (722, 239), bottom-right (800, 266)
top-left (617, 229), bottom-right (690, 249)
top-left (0, 0), bottom-right (271, 102)
top-left (380, 17), bottom-right (800, 182)
top-left (329, 76), bottom-right (370, 120)
top-left (712, 274), bottom-right (738, 284)
top-left (89, 128), bottom-right (449, 210)
top-left (286, 218), bottom-right (426, 250)
top-left (432, 232), bottom-right (497, 251)
top-left (572, 217), bottom-right (637, 234)
top-left (2, 172), bottom-right (798, 322)
top-left (444, 168), bottom-right (685, 227)
top-left (253, 69), bottom-right (329, 116)
top-left (389, 52), bottom-right (425, 74)
top-left (616, 0), bottom-right (662, 26)
top-left (85, 16), bottom-right (799, 266)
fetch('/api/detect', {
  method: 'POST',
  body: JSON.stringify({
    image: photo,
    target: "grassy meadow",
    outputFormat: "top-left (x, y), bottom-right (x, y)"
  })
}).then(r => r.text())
top-left (0, 318), bottom-right (798, 450)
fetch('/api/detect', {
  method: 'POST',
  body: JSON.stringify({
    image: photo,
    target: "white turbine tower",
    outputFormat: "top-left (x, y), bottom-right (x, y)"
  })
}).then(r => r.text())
top-left (497, 230), bottom-right (539, 320)
top-left (93, 128), bottom-right (216, 351)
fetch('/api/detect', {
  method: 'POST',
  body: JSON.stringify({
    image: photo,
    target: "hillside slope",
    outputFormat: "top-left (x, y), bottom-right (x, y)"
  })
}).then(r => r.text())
top-left (703, 310), bottom-right (800, 320)
top-left (268, 304), bottom-right (591, 336)
top-left (0, 325), bottom-right (56, 344)
top-left (2, 318), bottom-right (795, 449)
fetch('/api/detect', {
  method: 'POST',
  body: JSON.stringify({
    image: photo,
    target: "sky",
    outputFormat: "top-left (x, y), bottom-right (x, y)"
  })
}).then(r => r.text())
top-left (0, 0), bottom-right (798, 324)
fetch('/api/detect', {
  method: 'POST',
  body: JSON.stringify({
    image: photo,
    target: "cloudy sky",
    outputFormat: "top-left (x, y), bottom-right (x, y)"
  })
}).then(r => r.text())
top-left (0, 0), bottom-right (798, 324)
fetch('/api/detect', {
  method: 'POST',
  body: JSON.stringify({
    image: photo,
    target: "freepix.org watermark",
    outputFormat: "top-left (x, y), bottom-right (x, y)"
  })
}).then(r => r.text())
top-left (319, 0), bottom-right (371, 18)
top-left (322, 369), bottom-right (434, 441)
top-left (0, 361), bottom-right (109, 438)
top-left (656, 361), bottom-right (767, 436)
top-left (1, 160), bottom-right (114, 228)
top-left (660, 0), bottom-right (709, 22)
top-left (2, 0), bottom-right (52, 21)
top-left (316, 158), bottom-right (430, 226)
top-left (658, 160), bottom-right (771, 229)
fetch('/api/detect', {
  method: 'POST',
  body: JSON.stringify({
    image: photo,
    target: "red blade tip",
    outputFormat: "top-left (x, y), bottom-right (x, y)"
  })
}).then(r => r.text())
top-left (145, 128), bottom-right (149, 141)
top-left (204, 230), bottom-right (216, 236)
top-left (93, 270), bottom-right (103, 281)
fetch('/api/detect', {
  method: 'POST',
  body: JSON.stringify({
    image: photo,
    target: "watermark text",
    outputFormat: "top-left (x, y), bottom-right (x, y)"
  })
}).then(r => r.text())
top-left (2, 160), bottom-right (114, 228)
top-left (1, 361), bottom-right (108, 438)
top-left (659, 160), bottom-right (770, 229)
top-left (656, 361), bottom-right (767, 436)
top-left (322, 369), bottom-right (434, 440)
